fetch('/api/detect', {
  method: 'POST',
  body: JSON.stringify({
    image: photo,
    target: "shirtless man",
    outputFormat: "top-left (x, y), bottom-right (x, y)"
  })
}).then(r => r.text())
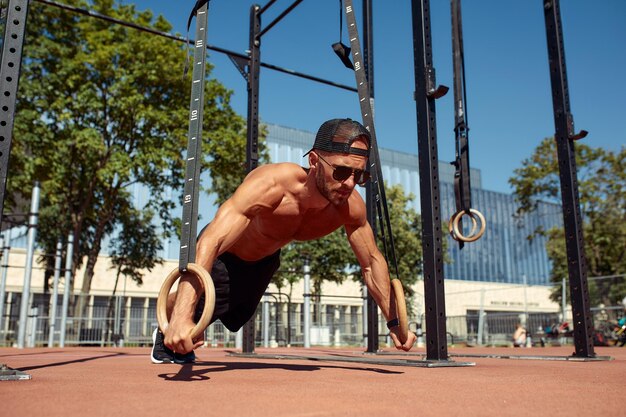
top-left (151, 118), bottom-right (417, 363)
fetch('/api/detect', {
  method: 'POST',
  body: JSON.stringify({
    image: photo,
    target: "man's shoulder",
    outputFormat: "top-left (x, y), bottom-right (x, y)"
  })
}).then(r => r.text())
top-left (247, 163), bottom-right (308, 186)
top-left (251, 162), bottom-right (306, 177)
top-left (239, 163), bottom-right (307, 198)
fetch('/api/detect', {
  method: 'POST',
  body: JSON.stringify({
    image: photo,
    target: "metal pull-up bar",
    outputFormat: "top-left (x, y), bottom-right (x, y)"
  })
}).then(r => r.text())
top-left (257, 0), bottom-right (304, 39)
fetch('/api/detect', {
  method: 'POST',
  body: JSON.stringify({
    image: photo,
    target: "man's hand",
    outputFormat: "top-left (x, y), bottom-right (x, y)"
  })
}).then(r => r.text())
top-left (389, 327), bottom-right (417, 352)
top-left (163, 315), bottom-right (204, 355)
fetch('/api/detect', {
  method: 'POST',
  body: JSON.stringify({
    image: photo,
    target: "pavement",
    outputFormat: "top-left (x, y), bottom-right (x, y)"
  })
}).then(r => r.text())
top-left (1, 345), bottom-right (624, 417)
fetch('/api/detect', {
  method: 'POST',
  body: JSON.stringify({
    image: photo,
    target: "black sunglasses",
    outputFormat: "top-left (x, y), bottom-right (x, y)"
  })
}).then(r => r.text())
top-left (317, 154), bottom-right (371, 185)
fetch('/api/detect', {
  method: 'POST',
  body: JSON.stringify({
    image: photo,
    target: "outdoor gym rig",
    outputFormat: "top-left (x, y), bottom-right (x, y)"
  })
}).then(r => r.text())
top-left (0, 0), bottom-right (609, 375)
top-left (154, 0), bottom-right (608, 364)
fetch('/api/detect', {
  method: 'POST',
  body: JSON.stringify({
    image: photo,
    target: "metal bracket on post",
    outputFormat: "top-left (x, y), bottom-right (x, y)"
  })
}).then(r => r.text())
top-left (543, 0), bottom-right (595, 358)
top-left (411, 0), bottom-right (450, 362)
top-left (0, 363), bottom-right (31, 381)
top-left (245, 4), bottom-right (261, 174)
top-left (228, 55), bottom-right (249, 82)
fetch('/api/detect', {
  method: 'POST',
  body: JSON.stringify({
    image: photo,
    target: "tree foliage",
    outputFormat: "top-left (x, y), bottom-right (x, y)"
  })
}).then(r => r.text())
top-left (109, 205), bottom-right (163, 287)
top-left (7, 0), bottom-right (257, 314)
top-left (510, 137), bottom-right (626, 306)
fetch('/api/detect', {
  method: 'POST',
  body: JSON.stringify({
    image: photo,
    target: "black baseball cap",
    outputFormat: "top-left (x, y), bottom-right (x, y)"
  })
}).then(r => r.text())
top-left (304, 118), bottom-right (371, 157)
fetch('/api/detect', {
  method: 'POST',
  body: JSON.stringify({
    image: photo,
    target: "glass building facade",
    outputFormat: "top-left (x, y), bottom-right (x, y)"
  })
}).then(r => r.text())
top-left (3, 123), bottom-right (562, 287)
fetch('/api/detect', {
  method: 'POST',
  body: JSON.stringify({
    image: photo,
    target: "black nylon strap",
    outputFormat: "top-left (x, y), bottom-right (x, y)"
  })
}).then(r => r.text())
top-left (450, 0), bottom-right (473, 247)
top-left (179, 1), bottom-right (209, 272)
top-left (387, 318), bottom-right (399, 329)
top-left (187, 0), bottom-right (210, 33)
top-left (451, 1), bottom-right (472, 214)
top-left (343, 0), bottom-right (400, 280)
top-left (184, 1), bottom-right (211, 77)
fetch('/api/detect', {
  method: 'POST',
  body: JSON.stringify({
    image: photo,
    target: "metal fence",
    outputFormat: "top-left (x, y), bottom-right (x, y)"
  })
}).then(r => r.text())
top-left (1, 294), bottom-right (622, 349)
top-left (0, 295), bottom-right (384, 348)
top-left (446, 311), bottom-right (568, 346)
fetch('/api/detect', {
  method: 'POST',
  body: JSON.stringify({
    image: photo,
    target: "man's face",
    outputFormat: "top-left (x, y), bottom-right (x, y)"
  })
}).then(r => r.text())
top-left (314, 146), bottom-right (369, 206)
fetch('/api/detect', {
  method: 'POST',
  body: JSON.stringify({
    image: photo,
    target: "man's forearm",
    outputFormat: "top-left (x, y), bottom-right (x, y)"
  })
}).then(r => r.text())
top-left (363, 261), bottom-right (395, 321)
top-left (170, 274), bottom-right (204, 321)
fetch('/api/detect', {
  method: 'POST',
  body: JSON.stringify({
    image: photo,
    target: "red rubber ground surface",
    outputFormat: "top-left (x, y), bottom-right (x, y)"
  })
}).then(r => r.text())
top-left (2, 345), bottom-right (624, 417)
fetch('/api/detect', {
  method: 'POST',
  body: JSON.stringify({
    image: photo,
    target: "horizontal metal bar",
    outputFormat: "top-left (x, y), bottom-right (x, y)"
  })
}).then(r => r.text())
top-left (259, 0), bottom-right (278, 16)
top-left (34, 0), bottom-right (356, 93)
top-left (377, 351), bottom-right (613, 362)
top-left (257, 0), bottom-right (304, 39)
top-left (229, 352), bottom-right (475, 368)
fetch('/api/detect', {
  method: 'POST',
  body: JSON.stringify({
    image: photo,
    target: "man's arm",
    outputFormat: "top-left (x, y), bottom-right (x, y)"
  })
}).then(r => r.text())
top-left (165, 165), bottom-right (285, 353)
top-left (344, 198), bottom-right (416, 351)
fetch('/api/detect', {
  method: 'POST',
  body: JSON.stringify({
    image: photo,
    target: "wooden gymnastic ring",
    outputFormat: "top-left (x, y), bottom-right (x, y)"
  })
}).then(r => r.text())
top-left (451, 209), bottom-right (486, 243)
top-left (448, 210), bottom-right (477, 241)
top-left (156, 263), bottom-right (215, 341)
top-left (390, 279), bottom-right (409, 344)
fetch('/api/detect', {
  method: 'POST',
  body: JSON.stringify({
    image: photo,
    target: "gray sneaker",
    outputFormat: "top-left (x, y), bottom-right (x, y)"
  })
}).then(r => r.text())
top-left (150, 328), bottom-right (196, 364)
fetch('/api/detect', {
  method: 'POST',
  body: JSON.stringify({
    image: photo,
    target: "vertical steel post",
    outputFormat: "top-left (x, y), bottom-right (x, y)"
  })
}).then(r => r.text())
top-left (241, 4), bottom-right (262, 354)
top-left (477, 288), bottom-right (485, 345)
top-left (411, 0), bottom-right (450, 361)
top-left (0, 0), bottom-right (30, 225)
top-left (0, 230), bottom-right (9, 339)
top-left (59, 233), bottom-right (74, 348)
top-left (561, 277), bottom-right (567, 320)
top-left (303, 260), bottom-right (311, 348)
top-left (542, 0), bottom-right (594, 358)
top-left (17, 182), bottom-right (40, 348)
top-left (48, 240), bottom-right (63, 346)
top-left (262, 296), bottom-right (269, 348)
top-left (246, 4), bottom-right (261, 173)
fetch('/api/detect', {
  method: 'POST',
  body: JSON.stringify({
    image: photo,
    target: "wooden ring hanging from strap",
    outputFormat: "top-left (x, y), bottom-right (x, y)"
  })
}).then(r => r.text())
top-left (156, 263), bottom-right (216, 341)
top-left (390, 279), bottom-right (409, 344)
top-left (448, 208), bottom-right (486, 243)
top-left (448, 210), bottom-right (478, 240)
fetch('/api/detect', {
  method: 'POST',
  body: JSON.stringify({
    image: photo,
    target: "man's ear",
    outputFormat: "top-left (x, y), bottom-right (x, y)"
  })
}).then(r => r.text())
top-left (308, 152), bottom-right (319, 169)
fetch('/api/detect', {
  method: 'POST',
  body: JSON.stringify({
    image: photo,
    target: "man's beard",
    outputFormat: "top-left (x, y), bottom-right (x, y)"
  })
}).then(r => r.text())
top-left (316, 168), bottom-right (350, 206)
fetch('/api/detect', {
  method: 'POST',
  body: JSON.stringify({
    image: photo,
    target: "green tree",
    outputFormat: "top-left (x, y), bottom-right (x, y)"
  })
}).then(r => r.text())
top-left (104, 204), bottom-right (163, 342)
top-left (510, 137), bottom-right (626, 306)
top-left (109, 205), bottom-right (164, 289)
top-left (7, 0), bottom-right (260, 317)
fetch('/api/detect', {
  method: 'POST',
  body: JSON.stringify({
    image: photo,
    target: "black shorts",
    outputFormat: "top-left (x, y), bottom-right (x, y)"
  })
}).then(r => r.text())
top-left (194, 250), bottom-right (281, 332)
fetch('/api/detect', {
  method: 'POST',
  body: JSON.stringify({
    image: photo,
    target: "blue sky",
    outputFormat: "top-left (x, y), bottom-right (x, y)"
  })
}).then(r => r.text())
top-left (124, 0), bottom-right (625, 194)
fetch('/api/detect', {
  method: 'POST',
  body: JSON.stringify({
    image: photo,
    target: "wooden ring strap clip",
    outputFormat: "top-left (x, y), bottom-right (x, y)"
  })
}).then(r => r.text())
top-left (390, 278), bottom-right (409, 344)
top-left (448, 210), bottom-right (477, 239)
top-left (448, 208), bottom-right (486, 243)
top-left (156, 263), bottom-right (216, 341)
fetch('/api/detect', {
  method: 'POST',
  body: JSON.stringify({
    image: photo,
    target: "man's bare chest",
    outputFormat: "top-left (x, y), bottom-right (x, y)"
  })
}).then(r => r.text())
top-left (254, 202), bottom-right (344, 242)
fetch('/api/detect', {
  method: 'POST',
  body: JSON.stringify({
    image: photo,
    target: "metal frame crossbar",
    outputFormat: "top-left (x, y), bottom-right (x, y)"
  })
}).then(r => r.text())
top-left (229, 352), bottom-right (475, 368)
top-left (377, 351), bottom-right (612, 362)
